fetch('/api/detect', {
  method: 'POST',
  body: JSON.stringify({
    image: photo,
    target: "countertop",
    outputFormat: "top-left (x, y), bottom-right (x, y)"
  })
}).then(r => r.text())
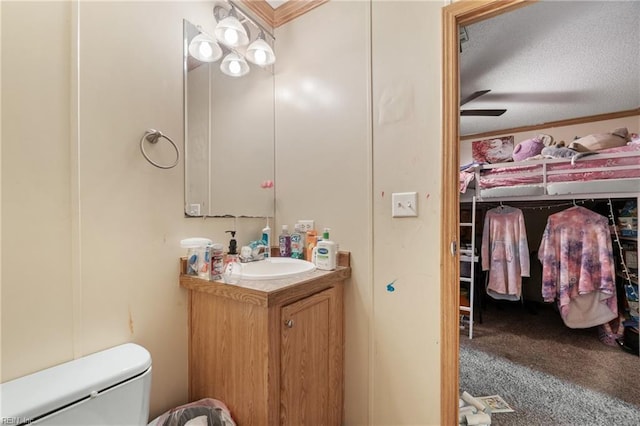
top-left (179, 253), bottom-right (351, 307)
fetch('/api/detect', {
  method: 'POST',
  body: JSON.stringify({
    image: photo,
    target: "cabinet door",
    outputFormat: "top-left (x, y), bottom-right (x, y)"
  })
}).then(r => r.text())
top-left (280, 287), bottom-right (341, 426)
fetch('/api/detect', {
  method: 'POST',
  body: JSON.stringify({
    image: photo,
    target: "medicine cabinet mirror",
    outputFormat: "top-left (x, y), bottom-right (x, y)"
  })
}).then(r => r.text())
top-left (183, 18), bottom-right (275, 217)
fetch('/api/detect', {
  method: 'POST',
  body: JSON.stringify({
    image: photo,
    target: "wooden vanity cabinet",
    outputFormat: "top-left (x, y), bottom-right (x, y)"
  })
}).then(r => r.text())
top-left (180, 262), bottom-right (349, 426)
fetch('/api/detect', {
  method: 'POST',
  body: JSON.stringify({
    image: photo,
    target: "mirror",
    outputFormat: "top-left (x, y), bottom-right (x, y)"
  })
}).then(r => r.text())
top-left (184, 17), bottom-right (275, 217)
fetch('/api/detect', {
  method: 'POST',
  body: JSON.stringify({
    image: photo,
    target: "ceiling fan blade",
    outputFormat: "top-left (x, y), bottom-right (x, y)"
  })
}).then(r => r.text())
top-left (460, 89), bottom-right (491, 106)
top-left (460, 109), bottom-right (507, 116)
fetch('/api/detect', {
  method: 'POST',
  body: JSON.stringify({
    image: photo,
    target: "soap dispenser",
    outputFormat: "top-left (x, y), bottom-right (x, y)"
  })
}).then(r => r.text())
top-left (223, 230), bottom-right (242, 284)
top-left (226, 230), bottom-right (238, 256)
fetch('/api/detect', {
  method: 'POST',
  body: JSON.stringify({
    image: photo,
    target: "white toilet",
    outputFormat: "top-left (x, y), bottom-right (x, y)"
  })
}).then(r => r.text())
top-left (0, 343), bottom-right (152, 425)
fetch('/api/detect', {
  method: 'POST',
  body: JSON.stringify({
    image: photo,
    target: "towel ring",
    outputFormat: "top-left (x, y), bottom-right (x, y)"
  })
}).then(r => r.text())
top-left (140, 129), bottom-right (180, 169)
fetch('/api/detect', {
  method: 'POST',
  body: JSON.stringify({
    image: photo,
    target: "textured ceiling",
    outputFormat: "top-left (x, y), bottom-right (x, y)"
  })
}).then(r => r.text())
top-left (460, 0), bottom-right (640, 136)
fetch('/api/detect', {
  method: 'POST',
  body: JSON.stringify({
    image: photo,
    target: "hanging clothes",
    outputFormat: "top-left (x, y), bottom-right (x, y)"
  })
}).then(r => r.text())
top-left (481, 206), bottom-right (530, 301)
top-left (538, 206), bottom-right (617, 328)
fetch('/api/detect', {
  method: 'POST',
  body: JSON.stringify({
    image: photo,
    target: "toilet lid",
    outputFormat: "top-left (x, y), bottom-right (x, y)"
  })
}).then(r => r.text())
top-left (0, 343), bottom-right (151, 421)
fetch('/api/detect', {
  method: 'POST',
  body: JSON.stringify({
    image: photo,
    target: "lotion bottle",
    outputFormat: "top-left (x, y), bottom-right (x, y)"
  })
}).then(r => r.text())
top-left (315, 228), bottom-right (338, 271)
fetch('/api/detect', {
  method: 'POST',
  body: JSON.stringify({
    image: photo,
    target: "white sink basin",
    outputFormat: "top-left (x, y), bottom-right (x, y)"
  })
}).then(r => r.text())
top-left (241, 257), bottom-right (316, 280)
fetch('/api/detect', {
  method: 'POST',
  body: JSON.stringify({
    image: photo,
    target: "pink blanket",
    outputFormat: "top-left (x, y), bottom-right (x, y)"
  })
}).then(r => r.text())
top-left (478, 144), bottom-right (640, 189)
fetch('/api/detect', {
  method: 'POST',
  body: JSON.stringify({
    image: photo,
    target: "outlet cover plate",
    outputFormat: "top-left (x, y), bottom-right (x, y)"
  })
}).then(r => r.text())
top-left (298, 220), bottom-right (315, 232)
top-left (392, 192), bottom-right (418, 217)
top-left (187, 203), bottom-right (201, 216)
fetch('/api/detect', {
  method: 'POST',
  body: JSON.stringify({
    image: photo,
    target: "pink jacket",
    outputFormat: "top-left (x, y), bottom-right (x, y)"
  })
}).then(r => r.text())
top-left (482, 206), bottom-right (530, 300)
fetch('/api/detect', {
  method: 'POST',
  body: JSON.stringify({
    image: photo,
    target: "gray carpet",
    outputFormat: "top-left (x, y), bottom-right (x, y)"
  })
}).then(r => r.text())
top-left (460, 301), bottom-right (639, 405)
top-left (459, 301), bottom-right (640, 425)
top-left (460, 346), bottom-right (640, 425)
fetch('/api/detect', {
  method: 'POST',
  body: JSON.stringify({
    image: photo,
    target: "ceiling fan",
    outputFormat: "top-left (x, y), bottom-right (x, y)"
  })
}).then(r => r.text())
top-left (460, 89), bottom-right (506, 116)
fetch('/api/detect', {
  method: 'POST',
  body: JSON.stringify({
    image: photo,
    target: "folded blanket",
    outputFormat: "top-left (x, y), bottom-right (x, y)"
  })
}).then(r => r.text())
top-left (460, 170), bottom-right (475, 193)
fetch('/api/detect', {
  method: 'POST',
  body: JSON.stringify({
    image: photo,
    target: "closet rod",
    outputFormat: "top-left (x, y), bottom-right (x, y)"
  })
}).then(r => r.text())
top-left (478, 199), bottom-right (595, 211)
top-left (460, 192), bottom-right (638, 204)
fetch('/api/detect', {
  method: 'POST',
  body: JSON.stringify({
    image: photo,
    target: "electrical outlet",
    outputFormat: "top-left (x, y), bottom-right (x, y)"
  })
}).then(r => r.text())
top-left (298, 220), bottom-right (315, 232)
top-left (187, 203), bottom-right (201, 216)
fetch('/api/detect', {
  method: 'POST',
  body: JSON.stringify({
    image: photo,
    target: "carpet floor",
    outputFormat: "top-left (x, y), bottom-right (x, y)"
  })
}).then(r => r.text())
top-left (459, 300), bottom-right (640, 425)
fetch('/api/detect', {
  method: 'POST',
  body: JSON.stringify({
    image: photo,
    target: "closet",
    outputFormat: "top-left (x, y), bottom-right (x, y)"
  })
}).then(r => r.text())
top-left (459, 196), bottom-right (639, 344)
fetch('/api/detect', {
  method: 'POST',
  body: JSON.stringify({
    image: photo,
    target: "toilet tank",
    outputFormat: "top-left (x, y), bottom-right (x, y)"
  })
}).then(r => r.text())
top-left (0, 343), bottom-right (152, 425)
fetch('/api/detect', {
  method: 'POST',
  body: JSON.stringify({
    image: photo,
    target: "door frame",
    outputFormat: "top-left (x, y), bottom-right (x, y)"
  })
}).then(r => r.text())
top-left (440, 1), bottom-right (531, 424)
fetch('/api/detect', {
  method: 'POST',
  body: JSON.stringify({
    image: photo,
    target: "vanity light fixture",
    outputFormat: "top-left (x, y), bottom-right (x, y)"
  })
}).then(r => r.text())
top-left (188, 1), bottom-right (275, 77)
top-left (220, 52), bottom-right (250, 77)
top-left (188, 32), bottom-right (223, 63)
top-left (246, 31), bottom-right (276, 66)
top-left (214, 6), bottom-right (249, 48)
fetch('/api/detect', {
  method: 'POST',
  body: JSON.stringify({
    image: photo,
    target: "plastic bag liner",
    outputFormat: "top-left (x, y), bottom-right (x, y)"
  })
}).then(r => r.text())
top-left (148, 398), bottom-right (236, 426)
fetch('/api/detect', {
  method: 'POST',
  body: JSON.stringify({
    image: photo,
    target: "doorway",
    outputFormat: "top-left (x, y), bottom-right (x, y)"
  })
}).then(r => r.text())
top-left (440, 1), bottom-right (530, 424)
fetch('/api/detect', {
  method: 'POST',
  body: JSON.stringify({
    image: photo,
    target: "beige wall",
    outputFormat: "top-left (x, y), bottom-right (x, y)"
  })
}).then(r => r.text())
top-left (2, 1), bottom-right (266, 419)
top-left (371, 1), bottom-right (443, 424)
top-left (2, 0), bottom-right (75, 376)
top-left (460, 115), bottom-right (640, 165)
top-left (275, 1), bottom-right (373, 424)
top-left (275, 0), bottom-right (444, 424)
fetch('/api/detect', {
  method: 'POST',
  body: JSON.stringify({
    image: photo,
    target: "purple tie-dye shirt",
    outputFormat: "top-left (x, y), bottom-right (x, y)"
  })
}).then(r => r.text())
top-left (538, 206), bottom-right (617, 321)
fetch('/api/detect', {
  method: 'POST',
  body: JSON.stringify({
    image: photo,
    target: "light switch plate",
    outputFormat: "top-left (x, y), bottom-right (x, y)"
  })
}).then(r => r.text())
top-left (392, 192), bottom-right (418, 217)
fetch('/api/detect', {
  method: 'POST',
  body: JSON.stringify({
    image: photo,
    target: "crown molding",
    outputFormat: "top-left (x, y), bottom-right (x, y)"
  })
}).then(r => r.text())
top-left (239, 0), bottom-right (329, 28)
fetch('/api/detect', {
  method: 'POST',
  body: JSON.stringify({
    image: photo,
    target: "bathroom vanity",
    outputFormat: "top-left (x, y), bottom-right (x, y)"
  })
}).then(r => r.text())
top-left (179, 253), bottom-right (350, 425)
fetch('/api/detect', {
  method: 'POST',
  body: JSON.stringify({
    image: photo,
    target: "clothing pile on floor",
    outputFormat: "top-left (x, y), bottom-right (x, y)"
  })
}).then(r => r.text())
top-left (458, 391), bottom-right (492, 425)
top-left (458, 391), bottom-right (516, 425)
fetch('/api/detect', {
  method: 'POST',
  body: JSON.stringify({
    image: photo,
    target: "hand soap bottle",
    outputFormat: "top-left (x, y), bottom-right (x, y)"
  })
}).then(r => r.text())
top-left (223, 230), bottom-right (242, 284)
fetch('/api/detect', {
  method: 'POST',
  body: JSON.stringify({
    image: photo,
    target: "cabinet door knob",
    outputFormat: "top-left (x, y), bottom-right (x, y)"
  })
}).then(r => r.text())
top-left (284, 319), bottom-right (294, 328)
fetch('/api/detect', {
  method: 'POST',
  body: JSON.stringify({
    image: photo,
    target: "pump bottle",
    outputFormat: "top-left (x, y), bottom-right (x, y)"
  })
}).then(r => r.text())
top-left (315, 228), bottom-right (338, 270)
top-left (223, 230), bottom-right (242, 284)
top-left (262, 218), bottom-right (271, 258)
